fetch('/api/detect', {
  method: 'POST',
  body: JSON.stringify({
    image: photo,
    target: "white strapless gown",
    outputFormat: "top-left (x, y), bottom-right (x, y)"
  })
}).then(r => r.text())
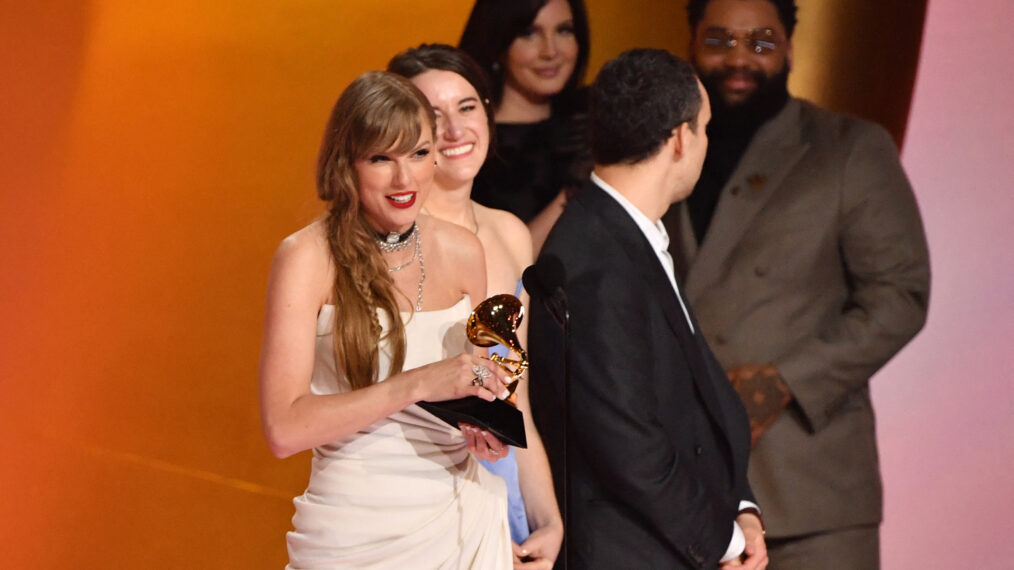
top-left (286, 297), bottom-right (511, 569)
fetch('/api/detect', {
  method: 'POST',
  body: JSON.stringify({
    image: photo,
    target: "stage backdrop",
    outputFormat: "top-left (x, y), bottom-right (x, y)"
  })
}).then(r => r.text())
top-left (0, 1), bottom-right (690, 567)
top-left (1, 0), bottom-right (1004, 567)
top-left (875, 0), bottom-right (1014, 567)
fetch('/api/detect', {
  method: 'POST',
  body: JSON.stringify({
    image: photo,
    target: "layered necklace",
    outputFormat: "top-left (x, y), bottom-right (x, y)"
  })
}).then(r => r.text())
top-left (375, 222), bottom-right (425, 312)
top-left (375, 223), bottom-right (417, 253)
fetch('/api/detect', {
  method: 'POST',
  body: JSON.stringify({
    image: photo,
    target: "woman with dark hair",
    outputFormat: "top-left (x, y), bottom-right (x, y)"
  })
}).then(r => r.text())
top-left (459, 0), bottom-right (593, 252)
top-left (258, 70), bottom-right (513, 569)
top-left (389, 44), bottom-right (563, 567)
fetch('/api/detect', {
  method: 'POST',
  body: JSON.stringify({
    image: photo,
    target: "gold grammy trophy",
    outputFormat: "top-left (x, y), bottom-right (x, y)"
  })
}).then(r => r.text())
top-left (417, 294), bottom-right (528, 447)
top-left (467, 294), bottom-right (529, 404)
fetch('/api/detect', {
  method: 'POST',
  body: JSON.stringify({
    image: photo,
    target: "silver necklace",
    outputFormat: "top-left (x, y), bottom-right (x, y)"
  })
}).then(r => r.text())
top-left (387, 232), bottom-right (418, 273)
top-left (374, 222), bottom-right (417, 253)
top-left (382, 224), bottom-right (425, 311)
top-left (413, 225), bottom-right (425, 311)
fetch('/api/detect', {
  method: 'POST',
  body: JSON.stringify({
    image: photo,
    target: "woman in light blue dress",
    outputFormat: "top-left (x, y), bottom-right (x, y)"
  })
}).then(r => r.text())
top-left (389, 44), bottom-right (564, 566)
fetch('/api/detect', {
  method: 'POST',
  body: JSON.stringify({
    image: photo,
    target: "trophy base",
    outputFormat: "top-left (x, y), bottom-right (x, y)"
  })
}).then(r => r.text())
top-left (417, 397), bottom-right (527, 448)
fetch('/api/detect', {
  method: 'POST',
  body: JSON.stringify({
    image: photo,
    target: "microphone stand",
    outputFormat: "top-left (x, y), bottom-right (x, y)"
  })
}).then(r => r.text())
top-left (524, 262), bottom-right (569, 569)
top-left (557, 288), bottom-right (571, 570)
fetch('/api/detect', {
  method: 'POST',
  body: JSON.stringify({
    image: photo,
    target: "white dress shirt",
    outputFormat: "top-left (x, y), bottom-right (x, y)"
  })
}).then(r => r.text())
top-left (591, 172), bottom-right (694, 333)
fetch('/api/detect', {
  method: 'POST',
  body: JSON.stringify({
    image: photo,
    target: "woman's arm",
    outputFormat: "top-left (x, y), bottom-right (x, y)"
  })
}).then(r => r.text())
top-left (486, 213), bottom-right (564, 564)
top-left (258, 227), bottom-right (505, 458)
top-left (527, 190), bottom-right (567, 255)
top-left (513, 368), bottom-right (564, 566)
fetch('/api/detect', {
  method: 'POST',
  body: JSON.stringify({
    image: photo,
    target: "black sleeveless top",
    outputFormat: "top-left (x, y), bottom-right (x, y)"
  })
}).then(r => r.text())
top-left (472, 95), bottom-right (592, 223)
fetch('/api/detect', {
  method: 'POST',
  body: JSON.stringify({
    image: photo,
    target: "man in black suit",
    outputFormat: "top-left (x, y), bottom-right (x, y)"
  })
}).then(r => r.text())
top-left (528, 49), bottom-right (766, 569)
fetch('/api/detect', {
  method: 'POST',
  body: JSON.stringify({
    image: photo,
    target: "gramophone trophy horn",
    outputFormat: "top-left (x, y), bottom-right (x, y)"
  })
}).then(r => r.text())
top-left (414, 294), bottom-right (529, 448)
top-left (466, 294), bottom-right (529, 403)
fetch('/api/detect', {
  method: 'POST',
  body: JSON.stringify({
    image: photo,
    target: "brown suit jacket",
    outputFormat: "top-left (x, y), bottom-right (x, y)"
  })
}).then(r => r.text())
top-left (663, 98), bottom-right (930, 537)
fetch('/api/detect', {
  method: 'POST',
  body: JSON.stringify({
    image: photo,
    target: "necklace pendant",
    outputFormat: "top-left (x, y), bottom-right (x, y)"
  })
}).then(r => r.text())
top-left (375, 222), bottom-right (418, 253)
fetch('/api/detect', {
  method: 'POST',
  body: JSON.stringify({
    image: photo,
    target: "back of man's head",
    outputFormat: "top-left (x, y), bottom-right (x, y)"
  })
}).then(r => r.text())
top-left (590, 49), bottom-right (701, 166)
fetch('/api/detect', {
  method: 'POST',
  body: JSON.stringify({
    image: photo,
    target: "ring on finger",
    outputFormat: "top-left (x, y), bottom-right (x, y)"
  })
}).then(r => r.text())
top-left (471, 364), bottom-right (492, 379)
top-left (471, 376), bottom-right (484, 387)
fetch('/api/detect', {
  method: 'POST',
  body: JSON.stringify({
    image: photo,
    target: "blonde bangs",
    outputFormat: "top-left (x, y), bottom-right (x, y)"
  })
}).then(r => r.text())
top-left (347, 78), bottom-right (434, 161)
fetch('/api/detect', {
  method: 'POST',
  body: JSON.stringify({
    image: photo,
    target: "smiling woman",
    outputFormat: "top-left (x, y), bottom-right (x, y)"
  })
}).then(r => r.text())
top-left (459, 0), bottom-right (594, 252)
top-left (499, 0), bottom-right (581, 121)
top-left (354, 135), bottom-right (435, 233)
top-left (258, 70), bottom-right (516, 568)
top-left (388, 44), bottom-right (565, 565)
top-left (409, 68), bottom-right (492, 196)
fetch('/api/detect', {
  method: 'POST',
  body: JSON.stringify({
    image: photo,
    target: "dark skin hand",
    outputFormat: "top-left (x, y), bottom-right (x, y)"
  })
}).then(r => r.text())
top-left (726, 364), bottom-right (793, 447)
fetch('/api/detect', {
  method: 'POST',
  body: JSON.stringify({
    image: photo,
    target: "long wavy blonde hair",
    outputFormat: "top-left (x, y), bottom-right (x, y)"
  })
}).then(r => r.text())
top-left (315, 71), bottom-right (436, 390)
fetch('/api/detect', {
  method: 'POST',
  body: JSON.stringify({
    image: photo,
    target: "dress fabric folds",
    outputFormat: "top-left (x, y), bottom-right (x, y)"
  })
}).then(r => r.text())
top-left (286, 297), bottom-right (512, 569)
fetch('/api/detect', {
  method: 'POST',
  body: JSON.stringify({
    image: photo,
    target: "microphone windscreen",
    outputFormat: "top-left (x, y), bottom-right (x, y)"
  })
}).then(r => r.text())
top-left (523, 254), bottom-right (566, 298)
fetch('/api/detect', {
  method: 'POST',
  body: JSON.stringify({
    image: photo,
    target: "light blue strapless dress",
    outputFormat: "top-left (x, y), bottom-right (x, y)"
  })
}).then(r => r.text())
top-left (479, 280), bottom-right (530, 544)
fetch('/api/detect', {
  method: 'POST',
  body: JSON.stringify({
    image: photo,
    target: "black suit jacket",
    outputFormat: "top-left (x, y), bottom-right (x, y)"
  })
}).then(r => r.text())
top-left (529, 180), bottom-right (755, 569)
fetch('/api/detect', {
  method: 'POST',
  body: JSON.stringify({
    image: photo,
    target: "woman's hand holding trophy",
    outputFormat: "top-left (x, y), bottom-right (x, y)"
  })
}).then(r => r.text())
top-left (466, 294), bottom-right (529, 406)
top-left (417, 294), bottom-right (530, 447)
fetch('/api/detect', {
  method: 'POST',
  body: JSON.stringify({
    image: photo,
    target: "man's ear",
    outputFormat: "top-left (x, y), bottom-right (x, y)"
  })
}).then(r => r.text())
top-left (670, 123), bottom-right (689, 160)
top-left (786, 40), bottom-right (794, 71)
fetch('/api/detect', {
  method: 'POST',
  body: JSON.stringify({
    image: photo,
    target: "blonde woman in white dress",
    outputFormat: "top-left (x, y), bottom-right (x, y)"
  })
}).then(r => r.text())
top-left (258, 70), bottom-right (513, 569)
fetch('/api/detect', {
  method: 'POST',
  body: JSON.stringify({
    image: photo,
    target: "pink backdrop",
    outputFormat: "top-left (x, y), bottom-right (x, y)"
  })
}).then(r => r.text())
top-left (875, 0), bottom-right (1014, 566)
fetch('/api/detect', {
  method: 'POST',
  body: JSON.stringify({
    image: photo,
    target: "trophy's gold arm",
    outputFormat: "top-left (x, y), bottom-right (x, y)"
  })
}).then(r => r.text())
top-left (488, 355), bottom-right (528, 406)
top-left (490, 354), bottom-right (529, 374)
top-left (468, 294), bottom-right (529, 408)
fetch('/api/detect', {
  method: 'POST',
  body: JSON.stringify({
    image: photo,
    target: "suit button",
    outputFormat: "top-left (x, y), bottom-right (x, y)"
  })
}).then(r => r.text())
top-left (729, 185), bottom-right (741, 196)
top-left (754, 266), bottom-right (768, 277)
top-left (695, 445), bottom-right (703, 456)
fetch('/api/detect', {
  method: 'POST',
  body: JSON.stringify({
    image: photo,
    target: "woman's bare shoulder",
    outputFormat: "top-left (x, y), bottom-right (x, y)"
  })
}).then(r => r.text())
top-left (276, 220), bottom-right (330, 262)
top-left (422, 214), bottom-right (484, 260)
top-left (474, 204), bottom-right (529, 237)
top-left (270, 219), bottom-right (333, 303)
top-left (473, 203), bottom-right (534, 265)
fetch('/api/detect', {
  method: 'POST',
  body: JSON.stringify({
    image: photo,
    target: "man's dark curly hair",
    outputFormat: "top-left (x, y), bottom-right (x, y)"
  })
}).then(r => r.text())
top-left (686, 0), bottom-right (798, 38)
top-left (589, 49), bottom-right (701, 166)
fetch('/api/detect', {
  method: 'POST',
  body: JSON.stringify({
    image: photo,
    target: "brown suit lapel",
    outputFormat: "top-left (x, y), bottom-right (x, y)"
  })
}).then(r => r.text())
top-left (684, 100), bottom-right (810, 298)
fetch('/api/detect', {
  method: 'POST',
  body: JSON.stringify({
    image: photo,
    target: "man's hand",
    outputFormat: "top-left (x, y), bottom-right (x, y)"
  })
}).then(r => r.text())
top-left (720, 512), bottom-right (768, 569)
top-left (726, 364), bottom-right (792, 447)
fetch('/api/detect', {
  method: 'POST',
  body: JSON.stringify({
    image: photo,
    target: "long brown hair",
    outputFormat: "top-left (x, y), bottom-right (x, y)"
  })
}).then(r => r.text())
top-left (315, 71), bottom-right (436, 390)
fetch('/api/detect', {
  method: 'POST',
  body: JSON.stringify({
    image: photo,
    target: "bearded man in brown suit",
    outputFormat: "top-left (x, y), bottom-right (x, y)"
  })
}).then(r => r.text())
top-left (662, 0), bottom-right (931, 567)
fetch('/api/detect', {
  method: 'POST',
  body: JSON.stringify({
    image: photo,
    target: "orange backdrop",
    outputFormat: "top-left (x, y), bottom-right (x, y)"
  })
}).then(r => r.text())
top-left (0, 1), bottom-right (921, 567)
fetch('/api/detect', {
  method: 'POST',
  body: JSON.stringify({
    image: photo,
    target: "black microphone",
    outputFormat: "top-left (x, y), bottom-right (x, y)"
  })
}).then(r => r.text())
top-left (523, 255), bottom-right (567, 328)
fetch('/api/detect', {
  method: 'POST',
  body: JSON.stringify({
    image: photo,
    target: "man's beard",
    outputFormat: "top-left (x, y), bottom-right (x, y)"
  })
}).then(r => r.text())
top-left (698, 66), bottom-right (790, 138)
